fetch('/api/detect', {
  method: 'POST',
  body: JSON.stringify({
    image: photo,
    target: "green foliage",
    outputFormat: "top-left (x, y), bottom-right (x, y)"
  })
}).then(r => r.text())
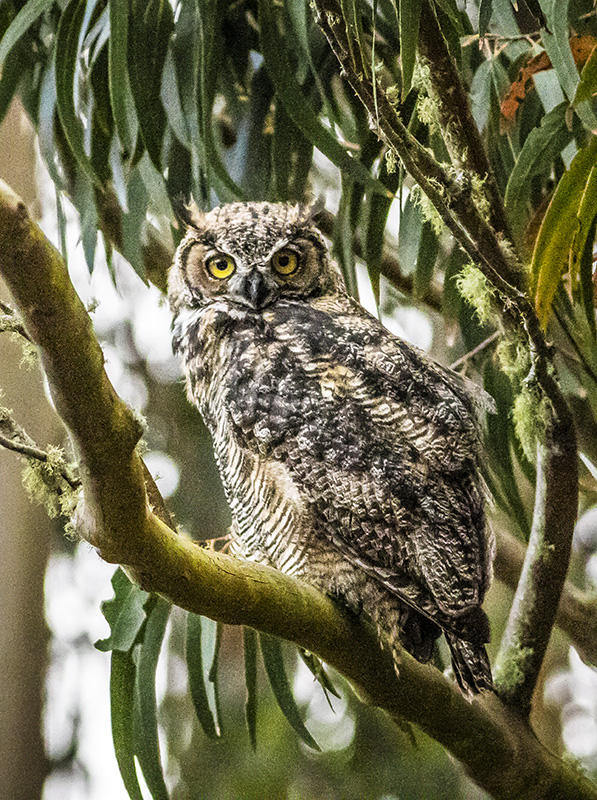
top-left (531, 136), bottom-right (597, 328)
top-left (259, 632), bottom-right (320, 751)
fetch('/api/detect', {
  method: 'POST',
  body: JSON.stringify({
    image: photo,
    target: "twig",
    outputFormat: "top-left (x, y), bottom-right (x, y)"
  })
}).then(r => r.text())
top-left (0, 299), bottom-right (33, 341)
top-left (0, 413), bottom-right (80, 490)
top-left (418, 1), bottom-right (516, 249)
top-left (449, 331), bottom-right (500, 370)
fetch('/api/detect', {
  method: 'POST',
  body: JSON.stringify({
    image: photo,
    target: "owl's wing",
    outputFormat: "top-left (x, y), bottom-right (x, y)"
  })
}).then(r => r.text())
top-left (226, 300), bottom-right (491, 627)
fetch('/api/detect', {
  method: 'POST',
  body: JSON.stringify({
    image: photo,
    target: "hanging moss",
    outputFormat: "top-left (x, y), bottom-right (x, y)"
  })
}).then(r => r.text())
top-left (495, 335), bottom-right (531, 382)
top-left (21, 445), bottom-right (79, 520)
top-left (455, 262), bottom-right (498, 325)
top-left (512, 383), bottom-right (549, 462)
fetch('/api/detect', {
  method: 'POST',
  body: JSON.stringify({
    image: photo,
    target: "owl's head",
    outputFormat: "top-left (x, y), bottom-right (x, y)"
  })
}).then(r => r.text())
top-left (168, 201), bottom-right (344, 316)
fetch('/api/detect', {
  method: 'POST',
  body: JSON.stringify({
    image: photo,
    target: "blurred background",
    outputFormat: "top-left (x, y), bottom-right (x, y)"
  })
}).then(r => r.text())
top-left (1, 0), bottom-right (597, 796)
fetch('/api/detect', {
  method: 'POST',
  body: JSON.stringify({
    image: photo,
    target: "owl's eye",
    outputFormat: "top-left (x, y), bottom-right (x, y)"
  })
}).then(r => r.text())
top-left (271, 249), bottom-right (298, 276)
top-left (206, 254), bottom-right (236, 280)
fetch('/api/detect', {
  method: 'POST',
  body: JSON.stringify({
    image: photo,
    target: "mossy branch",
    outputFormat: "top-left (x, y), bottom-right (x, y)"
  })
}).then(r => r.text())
top-left (417, 1), bottom-right (515, 252)
top-left (1, 182), bottom-right (596, 800)
top-left (495, 528), bottom-right (597, 668)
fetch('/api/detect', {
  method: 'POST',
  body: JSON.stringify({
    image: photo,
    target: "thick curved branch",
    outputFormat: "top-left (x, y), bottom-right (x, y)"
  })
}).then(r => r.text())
top-left (0, 185), bottom-right (595, 799)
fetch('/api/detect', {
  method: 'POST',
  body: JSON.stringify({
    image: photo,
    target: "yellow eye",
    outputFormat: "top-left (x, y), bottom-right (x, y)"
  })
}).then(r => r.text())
top-left (272, 249), bottom-right (298, 276)
top-left (206, 254), bottom-right (236, 280)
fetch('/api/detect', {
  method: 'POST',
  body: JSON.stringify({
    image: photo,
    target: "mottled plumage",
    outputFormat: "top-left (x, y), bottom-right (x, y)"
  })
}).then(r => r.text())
top-left (169, 201), bottom-right (494, 694)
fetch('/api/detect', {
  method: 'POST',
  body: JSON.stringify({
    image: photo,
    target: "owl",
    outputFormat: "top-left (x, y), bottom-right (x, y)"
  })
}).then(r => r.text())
top-left (169, 201), bottom-right (494, 694)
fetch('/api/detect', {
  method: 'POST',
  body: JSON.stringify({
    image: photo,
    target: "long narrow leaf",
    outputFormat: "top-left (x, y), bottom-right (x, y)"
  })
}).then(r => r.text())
top-left (134, 598), bottom-right (171, 800)
top-left (259, 633), bottom-right (320, 751)
top-left (504, 103), bottom-right (575, 241)
top-left (298, 649), bottom-right (340, 702)
top-left (579, 216), bottom-right (597, 339)
top-left (185, 613), bottom-right (219, 739)
top-left (399, 0), bottom-right (422, 98)
top-left (532, 136), bottom-right (597, 327)
top-left (128, 0), bottom-right (173, 169)
top-left (243, 627), bottom-right (258, 750)
top-left (479, 0), bottom-right (493, 36)
top-left (54, 0), bottom-right (100, 184)
top-left (258, 0), bottom-right (390, 198)
top-left (111, 650), bottom-right (144, 800)
top-left (108, 0), bottom-right (137, 156)
top-left (0, 0), bottom-right (54, 68)
top-left (570, 166), bottom-right (597, 298)
top-left (197, 0), bottom-right (244, 201)
top-left (539, 0), bottom-right (597, 130)
top-left (208, 621), bottom-right (225, 735)
top-left (96, 568), bottom-right (149, 653)
top-left (574, 44), bottom-right (597, 105)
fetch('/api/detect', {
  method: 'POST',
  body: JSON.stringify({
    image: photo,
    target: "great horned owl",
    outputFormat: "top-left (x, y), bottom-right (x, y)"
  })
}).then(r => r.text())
top-left (169, 201), bottom-right (494, 694)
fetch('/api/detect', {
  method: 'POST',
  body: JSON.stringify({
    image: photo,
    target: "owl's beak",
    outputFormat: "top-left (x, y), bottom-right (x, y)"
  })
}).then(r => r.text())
top-left (241, 269), bottom-right (270, 309)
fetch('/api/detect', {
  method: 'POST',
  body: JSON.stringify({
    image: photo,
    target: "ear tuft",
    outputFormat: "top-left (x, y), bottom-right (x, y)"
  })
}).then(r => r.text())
top-left (296, 196), bottom-right (325, 228)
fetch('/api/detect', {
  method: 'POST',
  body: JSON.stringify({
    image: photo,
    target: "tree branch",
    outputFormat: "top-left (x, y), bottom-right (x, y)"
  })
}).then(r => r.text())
top-left (418, 1), bottom-right (515, 251)
top-left (0, 180), bottom-right (595, 798)
top-left (495, 528), bottom-right (597, 668)
top-left (494, 429), bottom-right (579, 712)
top-left (312, 0), bottom-right (579, 716)
top-left (0, 407), bottom-right (80, 490)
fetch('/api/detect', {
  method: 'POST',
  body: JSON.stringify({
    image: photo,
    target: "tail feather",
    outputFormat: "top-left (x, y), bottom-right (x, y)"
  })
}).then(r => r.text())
top-left (445, 632), bottom-right (493, 695)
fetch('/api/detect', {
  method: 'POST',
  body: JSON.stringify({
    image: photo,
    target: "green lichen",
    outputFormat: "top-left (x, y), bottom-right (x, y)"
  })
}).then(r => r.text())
top-left (18, 339), bottom-right (38, 369)
top-left (470, 173), bottom-right (491, 224)
top-left (495, 336), bottom-right (531, 382)
top-left (417, 94), bottom-right (438, 128)
top-left (385, 84), bottom-right (400, 107)
top-left (512, 383), bottom-right (549, 462)
top-left (21, 446), bottom-right (79, 520)
top-left (416, 190), bottom-right (444, 236)
top-left (455, 263), bottom-right (497, 325)
top-left (385, 148), bottom-right (398, 175)
top-left (494, 644), bottom-right (534, 695)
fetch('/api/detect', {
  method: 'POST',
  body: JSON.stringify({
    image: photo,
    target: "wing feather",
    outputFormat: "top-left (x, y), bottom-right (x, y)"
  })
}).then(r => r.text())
top-left (225, 298), bottom-right (491, 629)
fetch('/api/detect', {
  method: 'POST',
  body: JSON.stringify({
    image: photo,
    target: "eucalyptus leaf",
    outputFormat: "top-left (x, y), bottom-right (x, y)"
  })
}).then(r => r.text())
top-left (54, 0), bottom-right (101, 184)
top-left (108, 0), bottom-right (138, 156)
top-left (504, 103), bottom-right (576, 241)
top-left (0, 0), bottom-right (54, 68)
top-left (298, 649), bottom-right (340, 703)
top-left (128, 0), bottom-right (173, 170)
top-left (134, 597), bottom-right (171, 800)
top-left (185, 613), bottom-right (219, 739)
top-left (574, 43), bottom-right (597, 106)
top-left (243, 627), bottom-right (258, 751)
top-left (532, 136), bottom-right (597, 327)
top-left (479, 0), bottom-right (493, 36)
top-left (399, 0), bottom-right (422, 98)
top-left (538, 0), bottom-right (597, 130)
top-left (258, 0), bottom-right (390, 198)
top-left (111, 649), bottom-right (144, 800)
top-left (259, 632), bottom-right (320, 751)
top-left (95, 568), bottom-right (149, 653)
